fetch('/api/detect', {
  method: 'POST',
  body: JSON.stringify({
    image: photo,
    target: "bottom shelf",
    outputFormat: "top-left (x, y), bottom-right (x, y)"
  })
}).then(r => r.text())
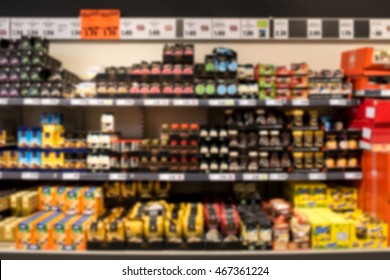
top-left (1, 243), bottom-right (389, 260)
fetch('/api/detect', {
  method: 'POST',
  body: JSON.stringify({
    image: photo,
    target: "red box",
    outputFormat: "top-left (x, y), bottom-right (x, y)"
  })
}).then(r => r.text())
top-left (342, 47), bottom-right (390, 75)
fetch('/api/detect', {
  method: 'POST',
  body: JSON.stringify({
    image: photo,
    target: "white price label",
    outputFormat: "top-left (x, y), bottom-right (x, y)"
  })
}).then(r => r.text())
top-left (362, 128), bottom-right (372, 139)
top-left (243, 173), bottom-right (268, 181)
top-left (273, 19), bottom-right (289, 39)
top-left (121, 18), bottom-right (176, 39)
top-left (307, 19), bottom-right (322, 39)
top-left (116, 99), bottom-right (135, 106)
top-left (292, 99), bottom-right (309, 106)
top-left (0, 99), bottom-right (9, 105)
top-left (41, 99), bottom-right (60, 106)
top-left (62, 173), bottom-right (80, 180)
top-left (365, 107), bottom-right (375, 119)
top-left (209, 173), bottom-right (236, 181)
top-left (212, 18), bottom-right (240, 39)
top-left (329, 99), bottom-right (347, 106)
top-left (23, 98), bottom-right (40, 105)
top-left (11, 18), bottom-right (41, 38)
top-left (159, 173), bottom-right (185, 181)
top-left (173, 99), bottom-right (199, 106)
top-left (87, 99), bottom-right (113, 106)
top-left (70, 99), bottom-right (87, 106)
top-left (0, 18), bottom-right (10, 38)
top-left (0, 171), bottom-right (2, 179)
top-left (208, 99), bottom-right (235, 106)
top-left (339, 19), bottom-right (354, 39)
top-left (109, 173), bottom-right (128, 181)
top-left (265, 99), bottom-right (283, 106)
top-left (21, 172), bottom-right (39, 180)
top-left (269, 173), bottom-right (288, 181)
top-left (309, 173), bottom-right (327, 180)
top-left (239, 99), bottom-right (256, 106)
top-left (381, 90), bottom-right (390, 96)
top-left (240, 19), bottom-right (269, 39)
top-left (345, 172), bottom-right (363, 180)
top-left (370, 19), bottom-right (390, 39)
top-left (183, 19), bottom-right (212, 39)
top-left (144, 99), bottom-right (169, 106)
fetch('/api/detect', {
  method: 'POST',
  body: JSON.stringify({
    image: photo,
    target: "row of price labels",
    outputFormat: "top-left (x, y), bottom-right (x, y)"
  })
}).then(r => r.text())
top-left (2, 17), bottom-right (390, 40)
top-left (183, 18), bottom-right (269, 39)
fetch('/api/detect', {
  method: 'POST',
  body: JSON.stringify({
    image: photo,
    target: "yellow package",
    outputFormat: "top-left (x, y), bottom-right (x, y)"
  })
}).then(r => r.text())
top-left (299, 208), bottom-right (334, 249)
top-left (70, 215), bottom-right (94, 250)
top-left (87, 217), bottom-right (106, 242)
top-left (3, 217), bottom-right (24, 242)
top-left (16, 211), bottom-right (54, 249)
top-left (289, 183), bottom-right (312, 208)
top-left (42, 125), bottom-right (56, 149)
top-left (104, 182), bottom-right (121, 198)
top-left (21, 191), bottom-right (39, 216)
top-left (106, 219), bottom-right (125, 242)
top-left (35, 212), bottom-right (64, 250)
top-left (0, 217), bottom-right (17, 241)
top-left (341, 187), bottom-right (358, 210)
top-left (0, 191), bottom-right (10, 213)
top-left (121, 182), bottom-right (137, 199)
top-left (183, 203), bottom-right (204, 243)
top-left (327, 187), bottom-right (357, 211)
top-left (64, 187), bottom-right (86, 215)
top-left (315, 208), bottom-right (352, 249)
top-left (311, 184), bottom-right (327, 207)
top-left (82, 187), bottom-right (104, 215)
top-left (10, 191), bottom-right (27, 216)
top-left (53, 215), bottom-right (81, 250)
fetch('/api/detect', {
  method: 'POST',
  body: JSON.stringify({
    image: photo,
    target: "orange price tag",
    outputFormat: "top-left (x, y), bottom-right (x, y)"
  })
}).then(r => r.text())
top-left (80, 10), bottom-right (120, 40)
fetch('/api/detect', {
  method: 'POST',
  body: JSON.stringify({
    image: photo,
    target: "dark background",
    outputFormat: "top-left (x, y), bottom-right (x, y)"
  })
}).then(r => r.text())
top-left (1, 0), bottom-right (390, 17)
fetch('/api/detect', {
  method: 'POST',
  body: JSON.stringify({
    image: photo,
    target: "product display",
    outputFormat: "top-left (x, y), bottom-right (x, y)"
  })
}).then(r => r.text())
top-left (0, 30), bottom-right (389, 259)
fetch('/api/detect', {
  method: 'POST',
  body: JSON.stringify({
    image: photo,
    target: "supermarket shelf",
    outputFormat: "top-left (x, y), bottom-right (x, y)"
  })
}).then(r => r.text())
top-left (0, 98), bottom-right (360, 107)
top-left (355, 90), bottom-right (390, 98)
top-left (0, 171), bottom-right (363, 181)
top-left (0, 243), bottom-right (389, 260)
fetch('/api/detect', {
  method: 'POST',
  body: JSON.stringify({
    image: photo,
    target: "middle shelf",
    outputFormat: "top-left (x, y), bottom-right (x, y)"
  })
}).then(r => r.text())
top-left (0, 171), bottom-right (363, 181)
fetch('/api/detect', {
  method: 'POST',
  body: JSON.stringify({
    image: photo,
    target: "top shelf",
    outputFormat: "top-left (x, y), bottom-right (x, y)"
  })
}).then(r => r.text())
top-left (1, 17), bottom-right (390, 41)
top-left (0, 98), bottom-right (359, 107)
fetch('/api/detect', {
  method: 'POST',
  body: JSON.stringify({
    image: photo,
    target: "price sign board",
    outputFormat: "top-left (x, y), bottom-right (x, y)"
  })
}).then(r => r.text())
top-left (81, 10), bottom-right (120, 40)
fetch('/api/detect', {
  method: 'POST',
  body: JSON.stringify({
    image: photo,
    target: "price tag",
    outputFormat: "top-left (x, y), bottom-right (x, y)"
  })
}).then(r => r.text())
top-left (70, 99), bottom-right (87, 106)
top-left (143, 99), bottom-right (169, 106)
top-left (240, 19), bottom-right (269, 39)
top-left (381, 90), bottom-right (390, 96)
top-left (273, 19), bottom-right (289, 39)
top-left (41, 99), bottom-right (60, 106)
top-left (11, 18), bottom-right (41, 38)
top-left (329, 99), bottom-right (347, 106)
top-left (62, 173), bottom-right (80, 180)
top-left (81, 10), bottom-right (120, 40)
top-left (87, 99), bottom-right (113, 106)
top-left (109, 173), bottom-right (128, 181)
top-left (269, 173), bottom-right (288, 181)
top-left (116, 99), bottom-right (135, 106)
top-left (344, 172), bottom-right (363, 180)
top-left (366, 107), bottom-right (375, 119)
top-left (239, 99), bottom-right (256, 106)
top-left (339, 19), bottom-right (354, 39)
top-left (159, 173), bottom-right (185, 181)
top-left (0, 18), bottom-right (10, 38)
top-left (23, 98), bottom-right (40, 105)
top-left (0, 98), bottom-right (9, 105)
top-left (243, 173), bottom-right (268, 181)
top-left (212, 18), bottom-right (240, 39)
top-left (370, 19), bottom-right (390, 39)
top-left (183, 19), bottom-right (212, 39)
top-left (209, 173), bottom-right (236, 181)
top-left (309, 173), bottom-right (327, 180)
top-left (0, 171), bottom-right (3, 179)
top-left (292, 99), bottom-right (309, 106)
top-left (123, 18), bottom-right (176, 39)
top-left (21, 172), bottom-right (39, 180)
top-left (173, 99), bottom-right (199, 106)
top-left (362, 128), bottom-right (372, 139)
top-left (53, 18), bottom-right (81, 39)
top-left (307, 19), bottom-right (322, 39)
top-left (265, 99), bottom-right (283, 106)
top-left (208, 99), bottom-right (235, 106)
